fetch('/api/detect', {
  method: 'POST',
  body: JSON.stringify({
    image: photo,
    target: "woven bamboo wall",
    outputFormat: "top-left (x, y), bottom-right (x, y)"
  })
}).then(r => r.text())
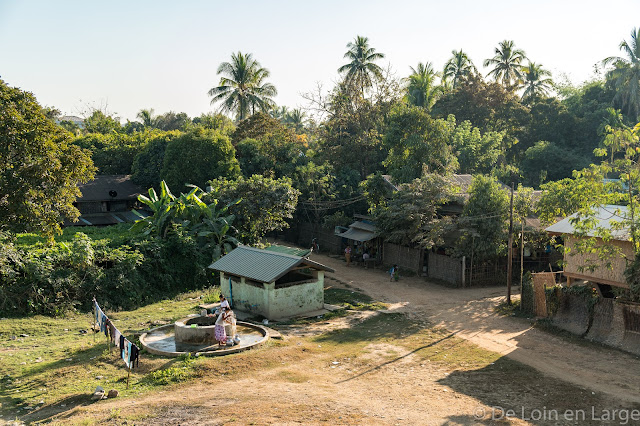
top-left (564, 236), bottom-right (633, 285)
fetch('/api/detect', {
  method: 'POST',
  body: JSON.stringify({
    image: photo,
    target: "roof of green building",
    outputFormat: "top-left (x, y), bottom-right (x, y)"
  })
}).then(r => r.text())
top-left (208, 246), bottom-right (333, 283)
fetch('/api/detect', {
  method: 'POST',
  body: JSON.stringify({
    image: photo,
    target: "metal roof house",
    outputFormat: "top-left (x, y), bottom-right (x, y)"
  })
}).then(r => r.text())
top-left (208, 246), bottom-right (334, 320)
top-left (66, 175), bottom-right (145, 226)
top-left (546, 205), bottom-right (633, 288)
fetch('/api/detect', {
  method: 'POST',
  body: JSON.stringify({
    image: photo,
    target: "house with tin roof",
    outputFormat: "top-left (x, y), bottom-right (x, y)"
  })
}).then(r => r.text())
top-left (208, 246), bottom-right (334, 320)
top-left (546, 205), bottom-right (633, 289)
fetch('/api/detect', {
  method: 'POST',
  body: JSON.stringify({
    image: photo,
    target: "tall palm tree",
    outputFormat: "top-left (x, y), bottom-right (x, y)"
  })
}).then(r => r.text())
top-left (285, 108), bottom-right (307, 133)
top-left (137, 108), bottom-right (156, 127)
top-left (603, 28), bottom-right (640, 119)
top-left (443, 50), bottom-right (477, 89)
top-left (406, 62), bottom-right (442, 110)
top-left (338, 36), bottom-right (385, 91)
top-left (483, 40), bottom-right (527, 87)
top-left (208, 52), bottom-right (277, 121)
top-left (520, 62), bottom-right (553, 104)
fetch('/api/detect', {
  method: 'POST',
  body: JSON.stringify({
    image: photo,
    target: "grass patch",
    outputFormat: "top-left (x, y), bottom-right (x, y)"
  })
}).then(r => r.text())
top-left (313, 312), bottom-right (501, 370)
top-left (0, 291), bottom-right (208, 419)
top-left (324, 288), bottom-right (388, 311)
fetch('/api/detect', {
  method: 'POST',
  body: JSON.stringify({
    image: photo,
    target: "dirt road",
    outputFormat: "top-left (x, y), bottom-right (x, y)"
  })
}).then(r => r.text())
top-left (313, 252), bottom-right (640, 405)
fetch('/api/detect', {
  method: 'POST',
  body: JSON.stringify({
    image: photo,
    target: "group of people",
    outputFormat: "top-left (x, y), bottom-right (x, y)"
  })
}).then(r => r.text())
top-left (343, 245), bottom-right (399, 281)
top-left (212, 295), bottom-right (237, 347)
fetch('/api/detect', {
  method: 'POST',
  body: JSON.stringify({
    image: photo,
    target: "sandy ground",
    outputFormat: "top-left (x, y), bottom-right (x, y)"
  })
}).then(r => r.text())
top-left (311, 252), bottom-right (640, 406)
top-left (20, 251), bottom-right (640, 425)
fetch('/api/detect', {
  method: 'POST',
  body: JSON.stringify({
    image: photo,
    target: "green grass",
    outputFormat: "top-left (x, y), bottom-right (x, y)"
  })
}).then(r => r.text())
top-left (323, 287), bottom-right (388, 311)
top-left (0, 291), bottom-right (209, 419)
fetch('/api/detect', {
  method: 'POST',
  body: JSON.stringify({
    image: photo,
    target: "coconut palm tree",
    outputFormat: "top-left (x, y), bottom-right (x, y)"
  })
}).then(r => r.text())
top-left (406, 62), bottom-right (442, 110)
top-left (443, 50), bottom-right (477, 89)
top-left (208, 52), bottom-right (277, 121)
top-left (483, 40), bottom-right (527, 87)
top-left (338, 35), bottom-right (385, 92)
top-left (284, 108), bottom-right (307, 133)
top-left (603, 28), bottom-right (640, 119)
top-left (520, 62), bottom-right (553, 104)
top-left (137, 108), bottom-right (156, 127)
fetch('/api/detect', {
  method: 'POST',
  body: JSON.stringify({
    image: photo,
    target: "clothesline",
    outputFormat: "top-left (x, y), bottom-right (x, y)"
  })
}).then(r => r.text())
top-left (93, 298), bottom-right (140, 374)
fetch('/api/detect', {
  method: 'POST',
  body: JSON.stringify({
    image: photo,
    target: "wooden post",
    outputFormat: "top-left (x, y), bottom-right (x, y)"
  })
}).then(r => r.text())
top-left (126, 365), bottom-right (131, 389)
top-left (507, 183), bottom-right (514, 305)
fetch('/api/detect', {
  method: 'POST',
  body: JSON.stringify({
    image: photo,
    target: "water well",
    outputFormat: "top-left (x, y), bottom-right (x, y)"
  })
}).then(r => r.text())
top-left (140, 315), bottom-right (269, 357)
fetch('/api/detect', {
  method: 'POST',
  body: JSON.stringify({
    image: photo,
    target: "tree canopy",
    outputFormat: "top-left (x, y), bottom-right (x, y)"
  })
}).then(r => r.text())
top-left (0, 80), bottom-right (95, 236)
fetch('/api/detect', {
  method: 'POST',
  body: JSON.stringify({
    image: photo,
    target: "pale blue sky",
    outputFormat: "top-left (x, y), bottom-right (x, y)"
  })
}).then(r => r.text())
top-left (1, 0), bottom-right (639, 121)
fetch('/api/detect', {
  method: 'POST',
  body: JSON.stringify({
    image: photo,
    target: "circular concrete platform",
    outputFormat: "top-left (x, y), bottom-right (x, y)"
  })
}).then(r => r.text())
top-left (140, 320), bottom-right (270, 357)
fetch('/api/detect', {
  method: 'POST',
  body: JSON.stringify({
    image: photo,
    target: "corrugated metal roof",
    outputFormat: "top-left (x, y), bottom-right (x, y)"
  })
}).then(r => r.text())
top-left (265, 245), bottom-right (311, 257)
top-left (545, 205), bottom-right (630, 240)
top-left (349, 221), bottom-right (377, 233)
top-left (78, 175), bottom-right (144, 201)
top-left (337, 227), bottom-right (377, 242)
top-left (208, 246), bottom-right (333, 283)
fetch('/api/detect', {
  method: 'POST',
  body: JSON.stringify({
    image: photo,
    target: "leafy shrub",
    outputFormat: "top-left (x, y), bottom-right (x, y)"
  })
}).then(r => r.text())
top-left (0, 226), bottom-right (218, 317)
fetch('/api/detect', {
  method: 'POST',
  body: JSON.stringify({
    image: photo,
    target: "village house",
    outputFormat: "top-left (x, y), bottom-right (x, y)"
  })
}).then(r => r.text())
top-left (546, 205), bottom-right (633, 292)
top-left (66, 175), bottom-right (145, 226)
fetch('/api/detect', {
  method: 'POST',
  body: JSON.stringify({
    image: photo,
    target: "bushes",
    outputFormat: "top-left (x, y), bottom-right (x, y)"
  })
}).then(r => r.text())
top-left (0, 227), bottom-right (217, 317)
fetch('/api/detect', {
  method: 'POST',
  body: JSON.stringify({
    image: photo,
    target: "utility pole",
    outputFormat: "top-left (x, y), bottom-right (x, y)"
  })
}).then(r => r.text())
top-left (507, 182), bottom-right (514, 305)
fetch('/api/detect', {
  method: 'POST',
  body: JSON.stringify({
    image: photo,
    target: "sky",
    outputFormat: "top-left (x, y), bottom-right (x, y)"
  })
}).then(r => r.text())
top-left (1, 0), bottom-right (639, 122)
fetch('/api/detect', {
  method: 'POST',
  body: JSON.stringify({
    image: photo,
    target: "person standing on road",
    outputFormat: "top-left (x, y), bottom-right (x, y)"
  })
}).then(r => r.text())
top-left (345, 245), bottom-right (352, 266)
top-left (390, 264), bottom-right (399, 281)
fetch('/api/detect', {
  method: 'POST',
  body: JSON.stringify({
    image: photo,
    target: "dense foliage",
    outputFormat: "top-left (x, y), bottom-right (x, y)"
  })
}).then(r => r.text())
top-left (0, 80), bottom-right (96, 237)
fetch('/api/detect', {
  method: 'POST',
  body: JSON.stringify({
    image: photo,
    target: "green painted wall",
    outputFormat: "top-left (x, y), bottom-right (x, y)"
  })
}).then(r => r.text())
top-left (219, 272), bottom-right (325, 320)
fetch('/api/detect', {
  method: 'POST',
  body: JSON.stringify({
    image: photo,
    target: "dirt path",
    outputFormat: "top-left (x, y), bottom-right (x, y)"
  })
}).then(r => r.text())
top-left (313, 252), bottom-right (640, 405)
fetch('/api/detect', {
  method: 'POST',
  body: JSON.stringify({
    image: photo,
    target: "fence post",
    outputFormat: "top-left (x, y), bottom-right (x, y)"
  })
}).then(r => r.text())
top-left (461, 256), bottom-right (466, 287)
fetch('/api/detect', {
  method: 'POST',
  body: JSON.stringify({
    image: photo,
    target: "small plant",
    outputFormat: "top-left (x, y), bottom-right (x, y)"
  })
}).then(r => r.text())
top-left (202, 286), bottom-right (222, 304)
top-left (145, 354), bottom-right (196, 386)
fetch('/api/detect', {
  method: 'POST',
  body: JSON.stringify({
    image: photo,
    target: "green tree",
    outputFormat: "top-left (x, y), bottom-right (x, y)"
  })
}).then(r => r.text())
top-left (73, 132), bottom-right (147, 174)
top-left (137, 108), bottom-right (156, 127)
top-left (456, 175), bottom-right (509, 261)
top-left (520, 141), bottom-right (589, 187)
top-left (208, 52), bottom-right (277, 121)
top-left (191, 113), bottom-right (235, 135)
top-left (161, 128), bottom-right (240, 192)
top-left (406, 62), bottom-right (442, 110)
top-left (338, 35), bottom-right (385, 92)
top-left (131, 130), bottom-right (180, 190)
top-left (443, 50), bottom-right (477, 89)
top-left (382, 105), bottom-right (457, 183)
top-left (603, 28), bottom-right (640, 119)
top-left (520, 62), bottom-right (553, 104)
top-left (483, 40), bottom-right (527, 87)
top-left (83, 110), bottom-right (122, 134)
top-left (0, 80), bottom-right (95, 236)
top-left (450, 119), bottom-right (504, 175)
top-left (374, 174), bottom-right (459, 247)
top-left (206, 175), bottom-right (299, 244)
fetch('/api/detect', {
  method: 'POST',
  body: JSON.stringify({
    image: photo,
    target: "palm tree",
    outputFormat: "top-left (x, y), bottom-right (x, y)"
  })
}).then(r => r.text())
top-left (443, 50), bottom-right (477, 89)
top-left (603, 28), bottom-right (640, 119)
top-left (338, 36), bottom-right (385, 91)
top-left (284, 108), bottom-right (307, 133)
top-left (520, 62), bottom-right (553, 104)
top-left (137, 108), bottom-right (156, 127)
top-left (208, 52), bottom-right (277, 121)
top-left (483, 40), bottom-right (527, 87)
top-left (406, 62), bottom-right (442, 110)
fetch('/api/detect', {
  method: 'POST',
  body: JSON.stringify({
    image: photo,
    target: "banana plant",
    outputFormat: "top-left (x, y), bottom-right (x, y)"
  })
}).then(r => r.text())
top-left (132, 181), bottom-right (241, 260)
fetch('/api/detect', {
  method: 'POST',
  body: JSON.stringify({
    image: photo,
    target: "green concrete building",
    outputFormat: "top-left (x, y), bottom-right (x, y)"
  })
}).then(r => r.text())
top-left (208, 246), bottom-right (334, 320)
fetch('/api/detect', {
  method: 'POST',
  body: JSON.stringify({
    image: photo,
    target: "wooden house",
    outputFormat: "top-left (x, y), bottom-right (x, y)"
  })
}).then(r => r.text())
top-left (546, 205), bottom-right (633, 289)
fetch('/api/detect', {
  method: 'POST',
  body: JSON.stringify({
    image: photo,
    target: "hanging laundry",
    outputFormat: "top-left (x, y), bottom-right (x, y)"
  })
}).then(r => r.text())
top-left (114, 329), bottom-right (122, 349)
top-left (119, 335), bottom-right (126, 358)
top-left (108, 321), bottom-right (116, 344)
top-left (129, 344), bottom-right (140, 369)
top-left (122, 340), bottom-right (131, 368)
